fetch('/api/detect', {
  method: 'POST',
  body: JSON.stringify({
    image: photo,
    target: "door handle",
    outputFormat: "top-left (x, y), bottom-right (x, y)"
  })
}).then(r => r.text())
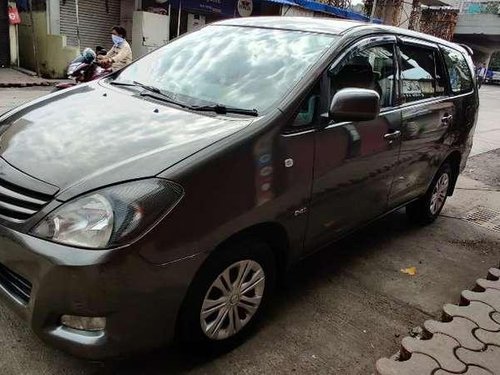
top-left (384, 130), bottom-right (401, 142)
top-left (441, 114), bottom-right (453, 126)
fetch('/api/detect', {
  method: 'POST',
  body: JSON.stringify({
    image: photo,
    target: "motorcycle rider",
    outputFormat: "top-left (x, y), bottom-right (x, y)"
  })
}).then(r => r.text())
top-left (98, 26), bottom-right (132, 71)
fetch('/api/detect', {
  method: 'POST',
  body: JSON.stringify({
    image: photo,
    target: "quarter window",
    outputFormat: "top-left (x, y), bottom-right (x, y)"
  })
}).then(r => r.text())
top-left (399, 45), bottom-right (445, 103)
top-left (441, 46), bottom-right (473, 94)
top-left (329, 44), bottom-right (396, 108)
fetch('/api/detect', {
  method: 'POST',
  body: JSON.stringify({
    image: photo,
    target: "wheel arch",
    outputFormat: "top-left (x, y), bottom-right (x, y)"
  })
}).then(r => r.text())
top-left (174, 221), bottom-right (290, 340)
top-left (210, 222), bottom-right (290, 279)
top-left (443, 150), bottom-right (462, 196)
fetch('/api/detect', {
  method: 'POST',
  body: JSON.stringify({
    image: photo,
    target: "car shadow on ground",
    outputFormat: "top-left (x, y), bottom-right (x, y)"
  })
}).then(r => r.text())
top-left (88, 209), bottom-right (422, 375)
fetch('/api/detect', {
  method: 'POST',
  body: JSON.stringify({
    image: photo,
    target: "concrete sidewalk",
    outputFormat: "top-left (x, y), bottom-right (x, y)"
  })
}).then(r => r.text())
top-left (0, 68), bottom-right (51, 88)
top-left (376, 173), bottom-right (500, 375)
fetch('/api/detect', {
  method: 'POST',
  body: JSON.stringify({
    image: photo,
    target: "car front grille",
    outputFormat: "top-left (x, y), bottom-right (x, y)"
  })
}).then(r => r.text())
top-left (0, 178), bottom-right (53, 222)
top-left (0, 263), bottom-right (32, 304)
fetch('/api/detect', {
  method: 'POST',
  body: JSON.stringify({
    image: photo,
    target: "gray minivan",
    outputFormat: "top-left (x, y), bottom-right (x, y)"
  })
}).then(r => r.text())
top-left (0, 17), bottom-right (477, 359)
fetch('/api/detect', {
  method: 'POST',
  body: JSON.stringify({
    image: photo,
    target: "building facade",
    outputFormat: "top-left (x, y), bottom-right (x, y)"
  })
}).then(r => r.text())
top-left (7, 0), bottom-right (375, 77)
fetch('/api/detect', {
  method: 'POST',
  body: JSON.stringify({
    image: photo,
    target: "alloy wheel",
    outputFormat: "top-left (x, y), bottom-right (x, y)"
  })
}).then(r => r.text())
top-left (430, 173), bottom-right (449, 215)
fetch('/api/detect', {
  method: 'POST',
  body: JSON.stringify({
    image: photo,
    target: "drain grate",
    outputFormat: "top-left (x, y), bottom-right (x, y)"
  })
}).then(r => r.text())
top-left (464, 206), bottom-right (500, 233)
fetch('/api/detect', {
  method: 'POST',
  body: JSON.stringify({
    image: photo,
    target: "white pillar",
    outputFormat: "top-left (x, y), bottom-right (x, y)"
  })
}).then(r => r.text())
top-left (46, 0), bottom-right (60, 35)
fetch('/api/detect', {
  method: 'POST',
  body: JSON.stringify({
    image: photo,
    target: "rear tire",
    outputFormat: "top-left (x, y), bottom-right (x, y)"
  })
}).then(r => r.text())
top-left (177, 239), bottom-right (276, 350)
top-left (406, 163), bottom-right (452, 225)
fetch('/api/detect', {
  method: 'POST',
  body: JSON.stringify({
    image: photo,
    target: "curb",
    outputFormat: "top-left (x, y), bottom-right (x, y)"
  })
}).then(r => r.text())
top-left (0, 82), bottom-right (52, 88)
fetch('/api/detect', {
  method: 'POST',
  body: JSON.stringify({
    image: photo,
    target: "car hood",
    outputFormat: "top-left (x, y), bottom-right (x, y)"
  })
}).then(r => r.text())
top-left (0, 83), bottom-right (251, 199)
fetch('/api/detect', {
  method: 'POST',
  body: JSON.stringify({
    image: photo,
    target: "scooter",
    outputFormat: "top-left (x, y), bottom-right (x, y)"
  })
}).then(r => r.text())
top-left (54, 48), bottom-right (112, 91)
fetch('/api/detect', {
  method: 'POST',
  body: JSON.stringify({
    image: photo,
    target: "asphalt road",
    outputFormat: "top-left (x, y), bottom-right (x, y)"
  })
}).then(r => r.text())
top-left (0, 85), bottom-right (499, 375)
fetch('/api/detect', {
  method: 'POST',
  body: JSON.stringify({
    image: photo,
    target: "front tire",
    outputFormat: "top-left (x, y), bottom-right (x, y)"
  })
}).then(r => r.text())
top-left (406, 163), bottom-right (452, 224)
top-left (177, 240), bottom-right (275, 349)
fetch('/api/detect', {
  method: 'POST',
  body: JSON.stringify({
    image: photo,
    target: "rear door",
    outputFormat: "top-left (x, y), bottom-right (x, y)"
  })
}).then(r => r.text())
top-left (388, 38), bottom-right (455, 208)
top-left (305, 36), bottom-right (402, 250)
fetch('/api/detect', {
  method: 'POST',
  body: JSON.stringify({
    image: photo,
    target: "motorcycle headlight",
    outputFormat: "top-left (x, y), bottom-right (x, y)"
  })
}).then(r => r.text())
top-left (31, 179), bottom-right (183, 249)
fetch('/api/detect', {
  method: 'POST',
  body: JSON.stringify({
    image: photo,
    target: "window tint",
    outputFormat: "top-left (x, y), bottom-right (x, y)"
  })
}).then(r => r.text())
top-left (399, 45), bottom-right (445, 103)
top-left (329, 44), bottom-right (396, 108)
top-left (441, 46), bottom-right (473, 94)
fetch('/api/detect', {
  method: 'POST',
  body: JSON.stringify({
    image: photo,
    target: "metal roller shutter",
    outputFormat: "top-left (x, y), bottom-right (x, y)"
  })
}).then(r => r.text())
top-left (0, 0), bottom-right (10, 66)
top-left (60, 0), bottom-right (121, 52)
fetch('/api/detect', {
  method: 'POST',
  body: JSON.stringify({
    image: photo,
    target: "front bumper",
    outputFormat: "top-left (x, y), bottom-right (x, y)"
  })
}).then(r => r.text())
top-left (0, 224), bottom-right (206, 359)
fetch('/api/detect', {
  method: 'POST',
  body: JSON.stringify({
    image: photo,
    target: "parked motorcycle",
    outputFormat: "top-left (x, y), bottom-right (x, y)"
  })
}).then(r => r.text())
top-left (54, 48), bottom-right (112, 91)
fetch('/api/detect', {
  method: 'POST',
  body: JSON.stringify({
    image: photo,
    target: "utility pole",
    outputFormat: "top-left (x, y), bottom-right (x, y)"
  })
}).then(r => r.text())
top-left (75, 0), bottom-right (81, 51)
top-left (28, 0), bottom-right (41, 77)
top-left (370, 0), bottom-right (378, 22)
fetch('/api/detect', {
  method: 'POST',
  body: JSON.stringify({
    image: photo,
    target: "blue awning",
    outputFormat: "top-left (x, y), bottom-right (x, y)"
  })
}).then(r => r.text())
top-left (265, 0), bottom-right (298, 6)
top-left (264, 0), bottom-right (382, 23)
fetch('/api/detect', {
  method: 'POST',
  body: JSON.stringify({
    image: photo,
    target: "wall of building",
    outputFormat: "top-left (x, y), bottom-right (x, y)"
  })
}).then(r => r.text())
top-left (0, 0), bottom-right (10, 66)
top-left (18, 11), bottom-right (79, 78)
top-left (455, 13), bottom-right (500, 35)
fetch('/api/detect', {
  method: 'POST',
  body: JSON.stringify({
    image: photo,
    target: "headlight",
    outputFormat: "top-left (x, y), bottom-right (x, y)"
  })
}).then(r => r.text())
top-left (31, 179), bottom-right (183, 249)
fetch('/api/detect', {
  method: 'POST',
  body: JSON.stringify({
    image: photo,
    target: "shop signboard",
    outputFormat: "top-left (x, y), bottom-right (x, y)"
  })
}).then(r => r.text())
top-left (8, 5), bottom-right (21, 25)
top-left (176, 0), bottom-right (239, 17)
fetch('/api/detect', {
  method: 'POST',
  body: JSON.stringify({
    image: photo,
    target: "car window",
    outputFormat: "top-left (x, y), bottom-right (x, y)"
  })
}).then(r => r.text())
top-left (290, 84), bottom-right (321, 129)
top-left (115, 25), bottom-right (336, 114)
top-left (441, 46), bottom-right (473, 94)
top-left (399, 44), bottom-right (445, 103)
top-left (329, 44), bottom-right (396, 109)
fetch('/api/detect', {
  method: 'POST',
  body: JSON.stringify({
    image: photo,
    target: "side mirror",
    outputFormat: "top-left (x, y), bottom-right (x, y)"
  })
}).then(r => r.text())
top-left (329, 88), bottom-right (380, 123)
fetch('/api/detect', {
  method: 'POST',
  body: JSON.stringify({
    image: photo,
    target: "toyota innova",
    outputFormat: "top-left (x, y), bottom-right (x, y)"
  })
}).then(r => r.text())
top-left (0, 17), bottom-right (478, 358)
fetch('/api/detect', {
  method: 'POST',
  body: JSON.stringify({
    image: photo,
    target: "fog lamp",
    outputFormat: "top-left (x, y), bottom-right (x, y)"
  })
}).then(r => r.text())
top-left (61, 315), bottom-right (106, 331)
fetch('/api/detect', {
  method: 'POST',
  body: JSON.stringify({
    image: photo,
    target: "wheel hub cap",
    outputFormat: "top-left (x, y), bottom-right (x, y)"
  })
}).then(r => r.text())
top-left (200, 259), bottom-right (265, 340)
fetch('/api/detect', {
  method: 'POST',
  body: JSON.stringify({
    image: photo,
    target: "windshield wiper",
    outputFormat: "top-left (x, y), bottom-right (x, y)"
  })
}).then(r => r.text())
top-left (132, 81), bottom-right (164, 95)
top-left (110, 80), bottom-right (189, 108)
top-left (110, 80), bottom-right (258, 116)
top-left (190, 104), bottom-right (259, 117)
top-left (110, 80), bottom-right (169, 96)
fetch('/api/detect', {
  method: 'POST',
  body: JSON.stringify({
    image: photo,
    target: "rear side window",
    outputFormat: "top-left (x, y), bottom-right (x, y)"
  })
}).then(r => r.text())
top-left (441, 46), bottom-right (473, 94)
top-left (399, 44), bottom-right (445, 103)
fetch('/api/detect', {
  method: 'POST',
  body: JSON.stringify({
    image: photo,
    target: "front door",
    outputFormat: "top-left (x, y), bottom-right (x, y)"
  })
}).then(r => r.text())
top-left (306, 37), bottom-right (402, 250)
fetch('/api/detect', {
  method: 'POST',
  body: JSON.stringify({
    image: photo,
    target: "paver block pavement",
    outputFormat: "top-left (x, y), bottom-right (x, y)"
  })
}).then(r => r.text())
top-left (376, 353), bottom-right (439, 375)
top-left (492, 312), bottom-right (500, 325)
top-left (487, 268), bottom-right (500, 279)
top-left (456, 345), bottom-right (500, 374)
top-left (401, 333), bottom-right (465, 373)
top-left (474, 328), bottom-right (500, 346)
top-left (443, 301), bottom-right (500, 331)
top-left (477, 279), bottom-right (500, 291)
top-left (424, 317), bottom-right (484, 351)
top-left (377, 266), bottom-right (500, 375)
top-left (434, 365), bottom-right (493, 375)
top-left (462, 289), bottom-right (500, 312)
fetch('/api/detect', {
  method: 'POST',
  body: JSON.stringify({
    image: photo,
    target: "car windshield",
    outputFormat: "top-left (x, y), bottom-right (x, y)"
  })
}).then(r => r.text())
top-left (114, 25), bottom-right (336, 113)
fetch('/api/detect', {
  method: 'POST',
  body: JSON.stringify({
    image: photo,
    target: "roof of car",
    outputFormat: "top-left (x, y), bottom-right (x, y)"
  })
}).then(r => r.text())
top-left (216, 16), bottom-right (364, 35)
top-left (215, 17), bottom-right (469, 54)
